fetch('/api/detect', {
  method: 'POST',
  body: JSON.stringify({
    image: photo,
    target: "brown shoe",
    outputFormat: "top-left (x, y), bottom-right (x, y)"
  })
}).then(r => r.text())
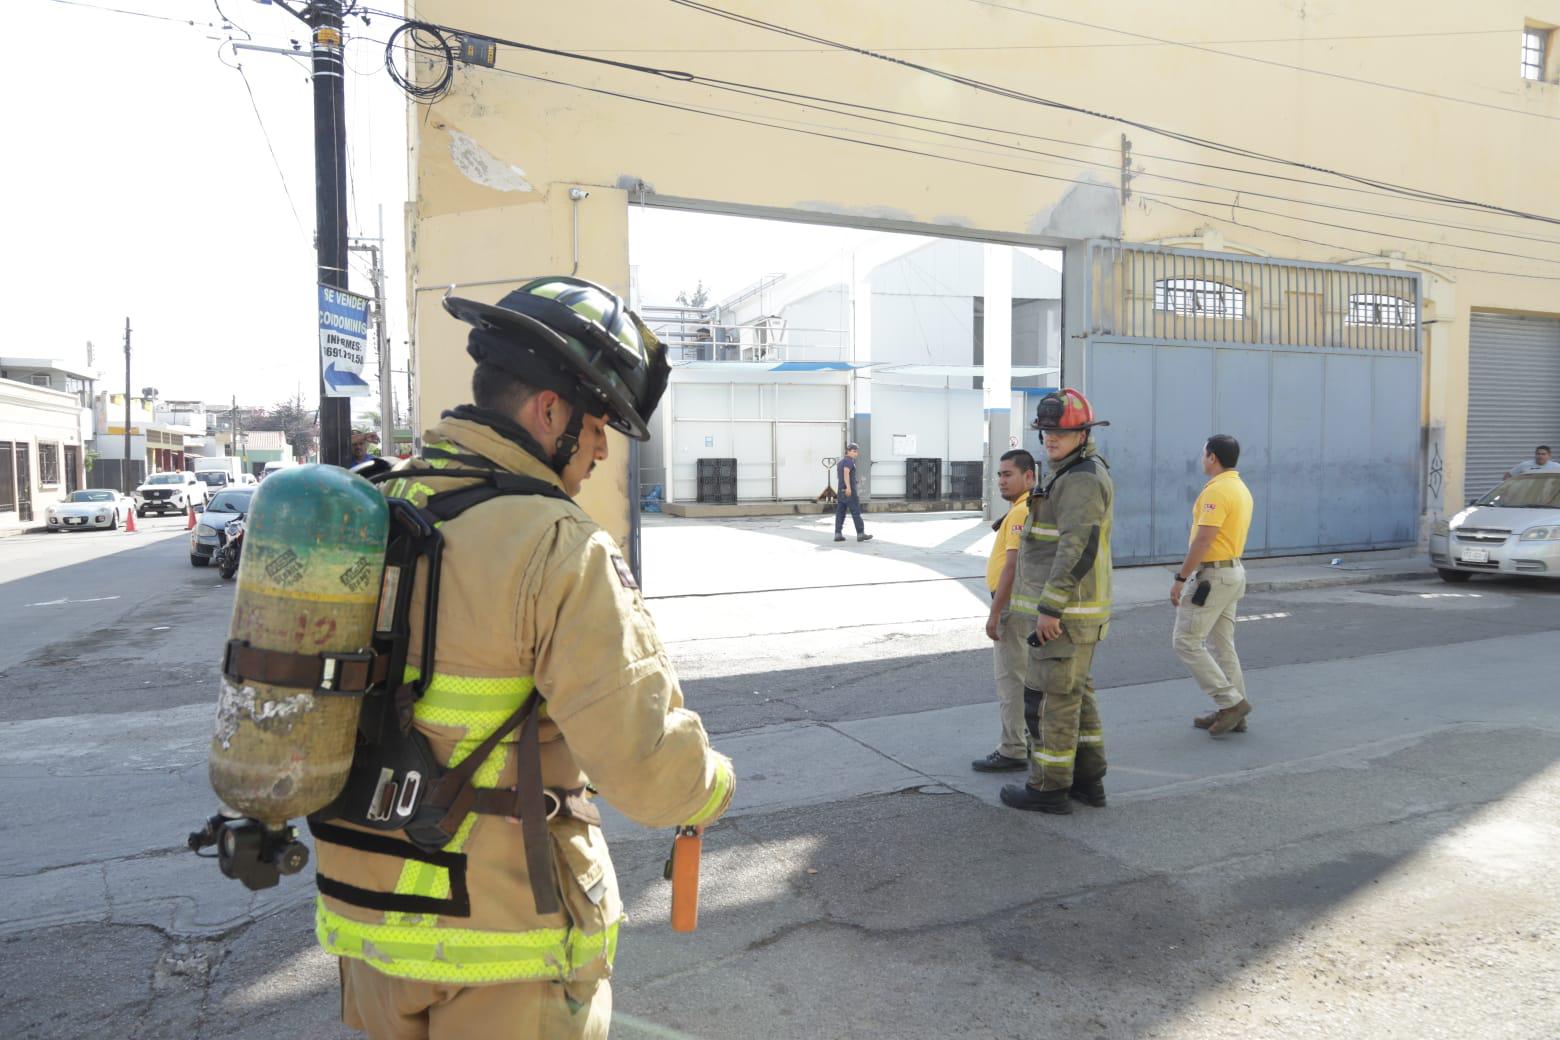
top-left (1193, 710), bottom-right (1247, 733)
top-left (1207, 700), bottom-right (1252, 737)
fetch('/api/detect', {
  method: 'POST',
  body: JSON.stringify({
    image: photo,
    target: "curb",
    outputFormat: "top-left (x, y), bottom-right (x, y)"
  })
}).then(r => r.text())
top-left (1246, 569), bottom-right (1437, 594)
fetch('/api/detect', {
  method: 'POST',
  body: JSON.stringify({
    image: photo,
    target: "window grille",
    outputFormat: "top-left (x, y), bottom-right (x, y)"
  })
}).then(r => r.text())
top-left (1154, 278), bottom-right (1245, 319)
top-left (1522, 28), bottom-right (1548, 81)
top-left (1346, 293), bottom-right (1415, 327)
top-left (39, 442), bottom-right (61, 485)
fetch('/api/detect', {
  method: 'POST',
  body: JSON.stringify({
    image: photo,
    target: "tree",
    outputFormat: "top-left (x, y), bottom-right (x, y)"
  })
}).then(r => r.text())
top-left (355, 409), bottom-right (381, 433)
top-left (676, 281), bottom-right (711, 309)
top-left (257, 394), bottom-right (319, 460)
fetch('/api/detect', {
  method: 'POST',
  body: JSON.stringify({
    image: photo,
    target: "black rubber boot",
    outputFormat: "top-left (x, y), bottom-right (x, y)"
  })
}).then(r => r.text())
top-left (999, 783), bottom-right (1073, 814)
top-left (971, 751), bottom-right (1027, 773)
top-left (1068, 779), bottom-right (1107, 808)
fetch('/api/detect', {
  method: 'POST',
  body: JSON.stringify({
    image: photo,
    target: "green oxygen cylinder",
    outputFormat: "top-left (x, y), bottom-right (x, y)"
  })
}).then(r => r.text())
top-left (209, 464), bottom-right (389, 826)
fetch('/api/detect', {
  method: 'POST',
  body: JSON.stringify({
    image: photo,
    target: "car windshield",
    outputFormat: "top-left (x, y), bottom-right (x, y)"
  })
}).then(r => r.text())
top-left (146, 473), bottom-right (184, 485)
top-left (207, 491), bottom-right (254, 513)
top-left (1476, 475), bottom-right (1560, 509)
top-left (68, 491), bottom-right (116, 503)
top-left (195, 472), bottom-right (227, 485)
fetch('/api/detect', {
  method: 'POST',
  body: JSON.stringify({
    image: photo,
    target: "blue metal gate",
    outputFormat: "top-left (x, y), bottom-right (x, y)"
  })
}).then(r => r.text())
top-left (1079, 242), bottom-right (1421, 565)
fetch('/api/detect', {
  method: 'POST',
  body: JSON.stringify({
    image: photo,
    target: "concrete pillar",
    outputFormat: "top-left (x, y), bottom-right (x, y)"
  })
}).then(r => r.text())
top-left (1061, 241), bottom-right (1092, 394)
top-left (982, 244), bottom-right (1013, 521)
top-left (850, 258), bottom-right (873, 502)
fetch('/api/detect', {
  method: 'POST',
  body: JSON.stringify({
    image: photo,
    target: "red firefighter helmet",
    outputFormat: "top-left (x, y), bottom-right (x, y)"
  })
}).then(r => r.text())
top-left (1032, 388), bottom-right (1109, 432)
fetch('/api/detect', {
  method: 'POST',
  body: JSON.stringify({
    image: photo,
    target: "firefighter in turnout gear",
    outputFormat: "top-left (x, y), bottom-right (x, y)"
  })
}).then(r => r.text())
top-left (1001, 389), bottom-right (1115, 814)
top-left (316, 278), bottom-right (735, 1038)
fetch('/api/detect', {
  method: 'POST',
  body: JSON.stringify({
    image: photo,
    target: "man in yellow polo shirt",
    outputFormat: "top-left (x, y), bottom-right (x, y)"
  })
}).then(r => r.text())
top-left (1170, 434), bottom-right (1254, 737)
top-left (972, 449), bottom-right (1038, 772)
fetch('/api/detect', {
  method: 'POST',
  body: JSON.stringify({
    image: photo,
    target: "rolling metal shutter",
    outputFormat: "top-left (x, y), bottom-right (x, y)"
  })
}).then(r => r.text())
top-left (1466, 313), bottom-right (1560, 499)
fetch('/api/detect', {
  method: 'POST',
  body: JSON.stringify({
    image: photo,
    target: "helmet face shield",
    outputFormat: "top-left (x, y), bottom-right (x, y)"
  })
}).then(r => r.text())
top-left (1032, 388), bottom-right (1109, 432)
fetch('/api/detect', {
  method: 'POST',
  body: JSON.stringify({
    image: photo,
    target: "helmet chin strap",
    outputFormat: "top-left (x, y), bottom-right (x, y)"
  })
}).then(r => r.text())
top-left (549, 404), bottom-right (586, 475)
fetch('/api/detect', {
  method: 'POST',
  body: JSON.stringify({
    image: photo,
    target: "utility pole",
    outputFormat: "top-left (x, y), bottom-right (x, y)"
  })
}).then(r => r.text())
top-left (311, 0), bottom-right (351, 467)
top-left (122, 317), bottom-right (132, 493)
top-left (350, 204), bottom-right (393, 458)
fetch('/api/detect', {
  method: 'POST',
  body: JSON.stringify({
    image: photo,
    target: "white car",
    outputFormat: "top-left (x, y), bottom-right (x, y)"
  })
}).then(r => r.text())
top-left (135, 471), bottom-right (209, 517)
top-left (46, 489), bottom-right (135, 531)
top-left (1429, 472), bottom-right (1560, 582)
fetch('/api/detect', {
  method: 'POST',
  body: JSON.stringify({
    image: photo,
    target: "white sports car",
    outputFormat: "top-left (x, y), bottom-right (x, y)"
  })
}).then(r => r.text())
top-left (45, 489), bottom-right (134, 531)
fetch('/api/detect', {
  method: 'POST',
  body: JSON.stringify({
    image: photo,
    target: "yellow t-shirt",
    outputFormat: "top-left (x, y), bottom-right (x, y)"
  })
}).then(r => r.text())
top-left (1191, 469), bottom-right (1253, 562)
top-left (987, 498), bottom-right (1030, 593)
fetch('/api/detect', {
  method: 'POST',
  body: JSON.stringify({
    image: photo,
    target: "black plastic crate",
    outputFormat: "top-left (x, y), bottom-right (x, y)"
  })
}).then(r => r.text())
top-left (948, 461), bottom-right (983, 499)
top-left (904, 457), bottom-right (942, 500)
top-left (696, 458), bottom-right (738, 504)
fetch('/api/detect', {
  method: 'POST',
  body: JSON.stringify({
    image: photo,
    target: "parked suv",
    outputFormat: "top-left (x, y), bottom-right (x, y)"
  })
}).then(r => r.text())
top-left (135, 471), bottom-right (209, 517)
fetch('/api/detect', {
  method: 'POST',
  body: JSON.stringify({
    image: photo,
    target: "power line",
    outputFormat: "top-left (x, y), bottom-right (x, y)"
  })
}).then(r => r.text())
top-left (967, 0), bottom-right (1557, 124)
top-left (658, 0), bottom-right (1560, 226)
top-left (468, 59), bottom-right (1560, 282)
top-left (45, 0), bottom-right (219, 28)
top-left (354, 10), bottom-right (1560, 253)
top-left (1143, 197), bottom-right (1560, 282)
top-left (232, 55), bottom-right (307, 239)
top-left (548, 26), bottom-right (1517, 54)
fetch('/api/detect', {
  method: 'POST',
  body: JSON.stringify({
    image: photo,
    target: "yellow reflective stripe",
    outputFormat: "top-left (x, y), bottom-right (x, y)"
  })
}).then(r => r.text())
top-left (1040, 587), bottom-right (1069, 606)
top-left (685, 757), bottom-right (733, 827)
top-left (1063, 603), bottom-right (1110, 616)
top-left (388, 668), bottom-right (534, 925)
top-left (1078, 732), bottom-right (1104, 745)
top-left (318, 903), bottom-right (620, 984)
top-left (1009, 594), bottom-right (1041, 616)
top-left (406, 667), bottom-right (536, 719)
top-left (1033, 748), bottom-right (1075, 764)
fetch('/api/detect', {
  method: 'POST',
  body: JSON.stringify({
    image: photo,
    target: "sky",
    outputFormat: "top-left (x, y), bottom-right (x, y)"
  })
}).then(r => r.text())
top-left (10, 0), bottom-right (409, 417)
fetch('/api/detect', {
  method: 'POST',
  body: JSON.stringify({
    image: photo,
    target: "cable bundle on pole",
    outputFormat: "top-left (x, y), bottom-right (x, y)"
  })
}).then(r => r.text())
top-left (385, 19), bottom-right (453, 102)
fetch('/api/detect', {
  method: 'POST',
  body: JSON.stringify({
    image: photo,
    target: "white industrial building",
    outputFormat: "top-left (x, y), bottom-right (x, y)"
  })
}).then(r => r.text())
top-left (637, 235), bottom-right (1061, 506)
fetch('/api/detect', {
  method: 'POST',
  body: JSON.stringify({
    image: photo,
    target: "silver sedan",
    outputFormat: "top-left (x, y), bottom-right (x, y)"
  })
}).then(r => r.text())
top-left (1430, 472), bottom-right (1560, 582)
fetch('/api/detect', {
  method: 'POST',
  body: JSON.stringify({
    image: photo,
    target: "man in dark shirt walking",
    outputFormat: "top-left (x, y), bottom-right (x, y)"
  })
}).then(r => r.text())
top-left (834, 443), bottom-right (873, 543)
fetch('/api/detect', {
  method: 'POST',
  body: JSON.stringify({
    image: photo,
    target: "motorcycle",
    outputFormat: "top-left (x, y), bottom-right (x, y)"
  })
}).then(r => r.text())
top-left (214, 515), bottom-right (246, 580)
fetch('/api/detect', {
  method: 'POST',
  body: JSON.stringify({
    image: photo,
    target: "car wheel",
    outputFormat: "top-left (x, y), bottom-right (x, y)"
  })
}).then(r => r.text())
top-left (136, 508), bottom-right (145, 518)
top-left (1436, 567), bottom-right (1473, 583)
top-left (109, 513), bottom-right (118, 530)
top-left (191, 554), bottom-right (209, 567)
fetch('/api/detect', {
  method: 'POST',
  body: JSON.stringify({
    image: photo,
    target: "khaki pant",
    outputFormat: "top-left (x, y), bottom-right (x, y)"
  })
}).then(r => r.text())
top-left (1023, 629), bottom-right (1106, 791)
top-left (1173, 564), bottom-right (1248, 709)
top-left (341, 958), bottom-right (612, 1040)
top-left (992, 611), bottom-right (1030, 759)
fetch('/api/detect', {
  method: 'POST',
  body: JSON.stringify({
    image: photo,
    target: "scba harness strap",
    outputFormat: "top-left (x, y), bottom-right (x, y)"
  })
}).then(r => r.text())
top-left (222, 464), bottom-right (584, 918)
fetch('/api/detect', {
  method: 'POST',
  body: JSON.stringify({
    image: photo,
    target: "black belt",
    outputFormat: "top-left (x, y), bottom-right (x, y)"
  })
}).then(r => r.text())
top-left (1200, 559), bottom-right (1243, 570)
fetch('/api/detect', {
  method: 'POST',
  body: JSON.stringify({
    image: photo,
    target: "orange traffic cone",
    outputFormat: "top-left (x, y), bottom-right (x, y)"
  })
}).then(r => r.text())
top-left (124, 507), bottom-right (137, 533)
top-left (186, 504), bottom-right (198, 531)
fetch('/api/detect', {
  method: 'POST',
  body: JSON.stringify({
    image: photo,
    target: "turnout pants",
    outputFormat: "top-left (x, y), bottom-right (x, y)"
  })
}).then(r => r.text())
top-left (1023, 628), bottom-right (1106, 791)
top-left (1172, 564), bottom-right (1248, 709)
top-left (992, 610), bottom-right (1030, 760)
top-left (834, 492), bottom-right (864, 535)
top-left (340, 958), bottom-right (612, 1040)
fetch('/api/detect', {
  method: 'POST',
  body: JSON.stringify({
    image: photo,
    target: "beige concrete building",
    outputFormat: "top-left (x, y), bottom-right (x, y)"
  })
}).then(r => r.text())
top-left (403, 0), bottom-right (1560, 555)
top-left (0, 380), bottom-right (88, 532)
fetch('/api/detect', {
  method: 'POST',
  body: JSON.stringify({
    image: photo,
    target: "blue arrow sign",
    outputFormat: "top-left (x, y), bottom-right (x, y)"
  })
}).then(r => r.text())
top-left (324, 362), bottom-right (372, 391)
top-left (318, 283), bottom-right (372, 398)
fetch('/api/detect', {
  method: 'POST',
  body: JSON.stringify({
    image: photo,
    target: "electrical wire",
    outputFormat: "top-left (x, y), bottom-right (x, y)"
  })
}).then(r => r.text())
top-left (471, 59), bottom-right (1560, 281)
top-left (967, 0), bottom-right (1558, 124)
top-left (385, 19), bottom-right (453, 102)
top-left (45, 0), bottom-right (218, 28)
top-left (1143, 197), bottom-right (1560, 281)
top-left (547, 26), bottom-right (1518, 54)
top-left (231, 49), bottom-right (307, 239)
top-left (658, 0), bottom-right (1560, 226)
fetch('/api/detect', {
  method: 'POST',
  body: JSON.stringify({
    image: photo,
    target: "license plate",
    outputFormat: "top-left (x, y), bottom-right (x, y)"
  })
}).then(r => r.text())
top-left (66, 518), bottom-right (84, 526)
top-left (1459, 548), bottom-right (1490, 564)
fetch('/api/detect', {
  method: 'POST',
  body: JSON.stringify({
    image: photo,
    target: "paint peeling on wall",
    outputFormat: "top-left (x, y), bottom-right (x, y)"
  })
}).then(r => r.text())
top-left (448, 129), bottom-right (533, 193)
top-left (1027, 174), bottom-right (1121, 240)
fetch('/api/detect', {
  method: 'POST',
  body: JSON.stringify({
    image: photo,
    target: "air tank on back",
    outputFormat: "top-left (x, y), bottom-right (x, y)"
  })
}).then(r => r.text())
top-left (209, 464), bottom-right (389, 826)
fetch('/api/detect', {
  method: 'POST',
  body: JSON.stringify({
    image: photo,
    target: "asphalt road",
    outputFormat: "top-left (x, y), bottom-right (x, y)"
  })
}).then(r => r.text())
top-left (1, 517), bottom-right (1557, 1040)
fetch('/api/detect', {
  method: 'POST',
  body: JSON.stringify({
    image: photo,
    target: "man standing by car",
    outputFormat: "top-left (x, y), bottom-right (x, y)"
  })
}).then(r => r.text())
top-left (1505, 445), bottom-right (1559, 479)
top-left (1001, 390), bottom-right (1114, 814)
top-left (834, 442), bottom-right (872, 543)
top-left (972, 449), bottom-right (1038, 773)
top-left (1171, 434), bottom-right (1255, 738)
